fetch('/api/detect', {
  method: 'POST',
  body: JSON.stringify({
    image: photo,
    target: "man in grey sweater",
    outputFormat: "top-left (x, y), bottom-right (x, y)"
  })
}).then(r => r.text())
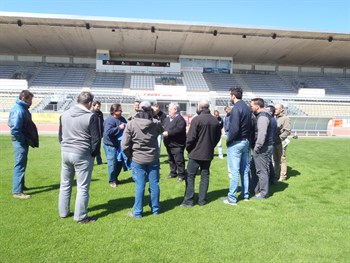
top-left (250, 98), bottom-right (273, 199)
top-left (58, 91), bottom-right (101, 224)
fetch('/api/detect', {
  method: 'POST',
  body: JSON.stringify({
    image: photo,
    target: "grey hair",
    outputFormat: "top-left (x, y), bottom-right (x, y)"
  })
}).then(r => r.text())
top-left (168, 102), bottom-right (180, 112)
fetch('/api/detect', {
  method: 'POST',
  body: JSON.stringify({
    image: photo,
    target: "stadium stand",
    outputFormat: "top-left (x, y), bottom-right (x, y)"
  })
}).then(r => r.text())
top-left (130, 74), bottom-right (155, 90)
top-left (203, 73), bottom-right (241, 91)
top-left (280, 73), bottom-right (350, 95)
top-left (91, 72), bottom-right (125, 90)
top-left (240, 73), bottom-right (297, 94)
top-left (290, 101), bottom-right (350, 117)
top-left (0, 64), bottom-right (17, 78)
top-left (182, 72), bottom-right (209, 91)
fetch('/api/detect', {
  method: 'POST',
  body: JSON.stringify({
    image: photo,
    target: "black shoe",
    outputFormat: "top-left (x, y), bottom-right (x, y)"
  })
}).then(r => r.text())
top-left (77, 217), bottom-right (97, 224)
top-left (167, 175), bottom-right (177, 179)
top-left (178, 177), bottom-right (185, 182)
top-left (179, 203), bottom-right (193, 208)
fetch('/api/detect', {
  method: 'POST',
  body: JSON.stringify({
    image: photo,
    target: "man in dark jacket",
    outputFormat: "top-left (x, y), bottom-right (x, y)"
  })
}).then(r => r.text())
top-left (162, 102), bottom-right (187, 182)
top-left (58, 91), bottom-right (100, 224)
top-left (8, 90), bottom-right (38, 199)
top-left (222, 87), bottom-right (251, 206)
top-left (181, 99), bottom-right (221, 207)
top-left (92, 101), bottom-right (104, 165)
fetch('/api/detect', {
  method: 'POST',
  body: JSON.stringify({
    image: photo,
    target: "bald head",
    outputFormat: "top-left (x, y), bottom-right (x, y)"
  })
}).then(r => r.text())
top-left (275, 103), bottom-right (285, 116)
top-left (198, 99), bottom-right (210, 109)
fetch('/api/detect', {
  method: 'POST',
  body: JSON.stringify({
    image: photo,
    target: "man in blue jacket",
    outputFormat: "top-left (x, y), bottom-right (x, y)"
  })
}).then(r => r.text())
top-left (8, 90), bottom-right (38, 199)
top-left (222, 87), bottom-right (252, 205)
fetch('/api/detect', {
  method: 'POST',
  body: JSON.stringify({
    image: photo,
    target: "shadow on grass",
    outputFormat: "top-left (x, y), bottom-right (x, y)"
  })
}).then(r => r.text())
top-left (89, 196), bottom-right (134, 218)
top-left (118, 177), bottom-right (134, 185)
top-left (160, 188), bottom-right (228, 213)
top-left (269, 181), bottom-right (289, 196)
top-left (287, 166), bottom-right (301, 178)
top-left (27, 179), bottom-right (100, 195)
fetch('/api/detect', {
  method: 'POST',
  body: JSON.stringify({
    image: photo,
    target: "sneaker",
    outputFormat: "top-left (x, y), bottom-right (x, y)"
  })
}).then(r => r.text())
top-left (167, 175), bottom-right (177, 179)
top-left (278, 177), bottom-right (287, 182)
top-left (253, 194), bottom-right (266, 199)
top-left (109, 182), bottom-right (117, 188)
top-left (179, 203), bottom-right (193, 208)
top-left (178, 177), bottom-right (185, 182)
top-left (13, 193), bottom-right (31, 199)
top-left (77, 217), bottom-right (97, 224)
top-left (220, 198), bottom-right (237, 206)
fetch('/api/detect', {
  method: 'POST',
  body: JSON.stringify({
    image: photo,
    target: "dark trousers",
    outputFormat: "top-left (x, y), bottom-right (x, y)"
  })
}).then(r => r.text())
top-left (166, 146), bottom-right (185, 178)
top-left (182, 159), bottom-right (211, 206)
top-left (252, 145), bottom-right (273, 197)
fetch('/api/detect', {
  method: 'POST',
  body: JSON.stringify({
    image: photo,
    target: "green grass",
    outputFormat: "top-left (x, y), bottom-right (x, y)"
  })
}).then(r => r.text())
top-left (0, 135), bottom-right (349, 262)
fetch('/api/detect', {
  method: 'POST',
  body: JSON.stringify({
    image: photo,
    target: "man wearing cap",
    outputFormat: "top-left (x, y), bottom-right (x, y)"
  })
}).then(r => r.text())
top-left (122, 101), bottom-right (164, 218)
top-left (162, 102), bottom-right (187, 182)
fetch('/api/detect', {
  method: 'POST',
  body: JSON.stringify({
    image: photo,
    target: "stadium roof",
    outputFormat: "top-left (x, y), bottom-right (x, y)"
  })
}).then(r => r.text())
top-left (0, 12), bottom-right (349, 68)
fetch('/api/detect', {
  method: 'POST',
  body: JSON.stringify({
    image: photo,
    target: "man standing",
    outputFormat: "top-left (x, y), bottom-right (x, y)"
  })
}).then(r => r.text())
top-left (273, 103), bottom-right (291, 182)
top-left (250, 98), bottom-right (274, 199)
top-left (223, 106), bottom-right (231, 135)
top-left (266, 105), bottom-right (278, 184)
top-left (127, 100), bottom-right (140, 121)
top-left (58, 91), bottom-right (100, 224)
top-left (92, 100), bottom-right (104, 165)
top-left (181, 99), bottom-right (221, 207)
top-left (213, 110), bottom-right (224, 158)
top-left (222, 87), bottom-right (251, 205)
top-left (152, 103), bottom-right (167, 152)
top-left (122, 101), bottom-right (164, 218)
top-left (163, 102), bottom-right (187, 182)
top-left (8, 90), bottom-right (39, 199)
top-left (103, 104), bottom-right (126, 188)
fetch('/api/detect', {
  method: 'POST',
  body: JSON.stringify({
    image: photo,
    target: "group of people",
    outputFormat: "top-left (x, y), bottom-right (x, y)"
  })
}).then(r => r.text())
top-left (8, 88), bottom-right (291, 223)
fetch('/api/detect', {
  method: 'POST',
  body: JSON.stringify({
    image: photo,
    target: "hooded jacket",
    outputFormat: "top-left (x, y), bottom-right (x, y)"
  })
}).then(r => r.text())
top-left (121, 114), bottom-right (164, 164)
top-left (8, 98), bottom-right (39, 147)
top-left (59, 104), bottom-right (100, 157)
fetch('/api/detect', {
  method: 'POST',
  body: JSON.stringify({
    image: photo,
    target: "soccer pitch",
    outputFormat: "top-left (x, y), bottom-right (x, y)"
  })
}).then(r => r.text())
top-left (0, 135), bottom-right (349, 262)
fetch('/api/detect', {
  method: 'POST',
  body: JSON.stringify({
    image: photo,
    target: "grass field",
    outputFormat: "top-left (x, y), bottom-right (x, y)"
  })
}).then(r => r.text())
top-left (0, 135), bottom-right (349, 262)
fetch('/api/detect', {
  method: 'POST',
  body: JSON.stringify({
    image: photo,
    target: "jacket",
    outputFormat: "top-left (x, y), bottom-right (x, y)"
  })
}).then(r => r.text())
top-left (121, 114), bottom-right (164, 164)
top-left (103, 115), bottom-right (127, 147)
top-left (275, 112), bottom-right (291, 144)
top-left (253, 110), bottom-right (273, 153)
top-left (226, 100), bottom-right (252, 146)
top-left (59, 104), bottom-right (100, 157)
top-left (186, 109), bottom-right (222, 161)
top-left (8, 98), bottom-right (39, 147)
top-left (163, 114), bottom-right (187, 148)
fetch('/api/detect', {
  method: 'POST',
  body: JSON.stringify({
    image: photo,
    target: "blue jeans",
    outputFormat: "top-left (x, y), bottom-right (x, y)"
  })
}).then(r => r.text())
top-left (131, 161), bottom-right (160, 218)
top-left (103, 144), bottom-right (122, 183)
top-left (59, 151), bottom-right (94, 221)
top-left (12, 140), bottom-right (29, 194)
top-left (227, 139), bottom-right (250, 202)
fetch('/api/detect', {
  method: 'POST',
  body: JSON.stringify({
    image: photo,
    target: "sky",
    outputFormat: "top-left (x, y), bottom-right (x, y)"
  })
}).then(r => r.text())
top-left (0, 0), bottom-right (349, 33)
